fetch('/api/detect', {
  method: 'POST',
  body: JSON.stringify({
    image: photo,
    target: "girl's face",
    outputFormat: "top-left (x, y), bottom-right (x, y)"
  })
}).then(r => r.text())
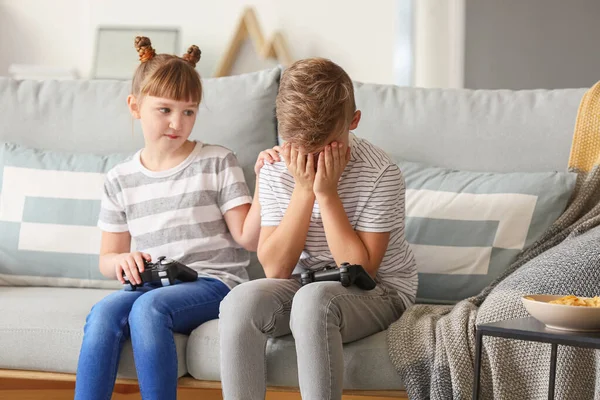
top-left (128, 95), bottom-right (199, 151)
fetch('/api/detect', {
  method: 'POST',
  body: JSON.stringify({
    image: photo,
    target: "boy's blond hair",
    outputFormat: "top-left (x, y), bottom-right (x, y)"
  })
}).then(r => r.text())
top-left (131, 36), bottom-right (202, 104)
top-left (276, 58), bottom-right (356, 152)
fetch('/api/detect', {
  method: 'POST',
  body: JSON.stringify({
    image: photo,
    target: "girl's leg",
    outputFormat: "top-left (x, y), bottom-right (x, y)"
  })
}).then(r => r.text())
top-left (219, 278), bottom-right (300, 400)
top-left (289, 282), bottom-right (405, 400)
top-left (74, 288), bottom-right (148, 400)
top-left (128, 277), bottom-right (230, 400)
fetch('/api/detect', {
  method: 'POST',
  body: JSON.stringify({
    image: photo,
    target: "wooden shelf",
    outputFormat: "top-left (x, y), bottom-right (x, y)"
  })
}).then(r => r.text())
top-left (214, 7), bottom-right (293, 77)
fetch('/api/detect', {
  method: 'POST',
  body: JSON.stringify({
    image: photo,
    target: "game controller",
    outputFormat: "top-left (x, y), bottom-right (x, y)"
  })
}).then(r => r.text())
top-left (122, 256), bottom-right (198, 291)
top-left (299, 262), bottom-right (377, 290)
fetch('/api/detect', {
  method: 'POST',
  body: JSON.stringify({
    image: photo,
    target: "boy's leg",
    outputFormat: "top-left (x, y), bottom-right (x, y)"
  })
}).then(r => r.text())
top-left (128, 277), bottom-right (230, 400)
top-left (219, 278), bottom-right (301, 400)
top-left (74, 288), bottom-right (148, 400)
top-left (289, 282), bottom-right (405, 400)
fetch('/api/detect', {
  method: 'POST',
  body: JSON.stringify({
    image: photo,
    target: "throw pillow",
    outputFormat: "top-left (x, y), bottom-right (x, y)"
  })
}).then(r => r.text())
top-left (398, 160), bottom-right (577, 303)
top-left (0, 142), bottom-right (128, 289)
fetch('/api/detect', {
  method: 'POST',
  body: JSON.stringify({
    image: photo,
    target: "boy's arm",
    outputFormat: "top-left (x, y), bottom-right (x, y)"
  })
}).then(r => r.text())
top-left (317, 194), bottom-right (389, 277)
top-left (258, 187), bottom-right (315, 278)
top-left (257, 145), bottom-right (316, 278)
top-left (314, 143), bottom-right (400, 277)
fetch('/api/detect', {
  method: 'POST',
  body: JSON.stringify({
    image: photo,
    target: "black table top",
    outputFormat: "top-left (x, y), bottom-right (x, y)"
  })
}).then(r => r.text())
top-left (476, 317), bottom-right (600, 349)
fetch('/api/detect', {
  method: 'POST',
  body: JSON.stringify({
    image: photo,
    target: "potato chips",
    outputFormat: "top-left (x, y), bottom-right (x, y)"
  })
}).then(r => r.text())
top-left (547, 295), bottom-right (600, 307)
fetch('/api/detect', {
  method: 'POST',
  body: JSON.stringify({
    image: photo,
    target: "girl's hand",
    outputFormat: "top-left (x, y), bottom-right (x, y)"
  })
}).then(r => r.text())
top-left (114, 252), bottom-right (151, 285)
top-left (254, 146), bottom-right (282, 175)
top-left (282, 143), bottom-right (316, 193)
top-left (314, 141), bottom-right (350, 197)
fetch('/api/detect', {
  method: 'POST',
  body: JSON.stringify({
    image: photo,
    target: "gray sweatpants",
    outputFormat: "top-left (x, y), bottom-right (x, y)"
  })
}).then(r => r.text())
top-left (218, 278), bottom-right (405, 400)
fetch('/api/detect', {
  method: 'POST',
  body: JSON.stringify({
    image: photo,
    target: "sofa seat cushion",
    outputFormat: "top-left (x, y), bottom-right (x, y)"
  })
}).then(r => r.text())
top-left (0, 287), bottom-right (188, 378)
top-left (187, 319), bottom-right (404, 390)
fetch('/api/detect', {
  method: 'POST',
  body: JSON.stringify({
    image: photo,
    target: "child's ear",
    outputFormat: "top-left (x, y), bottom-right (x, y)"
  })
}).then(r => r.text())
top-left (349, 110), bottom-right (361, 130)
top-left (127, 95), bottom-right (141, 119)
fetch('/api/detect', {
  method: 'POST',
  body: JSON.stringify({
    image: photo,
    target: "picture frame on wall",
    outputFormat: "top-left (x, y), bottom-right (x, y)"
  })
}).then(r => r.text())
top-left (92, 26), bottom-right (180, 80)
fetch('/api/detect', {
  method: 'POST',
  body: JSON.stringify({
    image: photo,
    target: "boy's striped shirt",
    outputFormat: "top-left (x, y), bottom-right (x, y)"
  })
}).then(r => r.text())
top-left (259, 134), bottom-right (418, 308)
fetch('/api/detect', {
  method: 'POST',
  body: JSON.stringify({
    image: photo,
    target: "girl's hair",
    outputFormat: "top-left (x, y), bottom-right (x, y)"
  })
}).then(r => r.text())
top-left (131, 36), bottom-right (203, 104)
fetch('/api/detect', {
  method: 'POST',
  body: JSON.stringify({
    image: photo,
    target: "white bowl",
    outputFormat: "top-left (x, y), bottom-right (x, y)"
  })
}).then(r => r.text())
top-left (522, 294), bottom-right (600, 332)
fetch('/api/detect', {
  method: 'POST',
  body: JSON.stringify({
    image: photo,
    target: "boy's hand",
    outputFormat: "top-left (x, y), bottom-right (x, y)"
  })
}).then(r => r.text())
top-left (255, 146), bottom-right (282, 175)
top-left (282, 143), bottom-right (316, 192)
top-left (314, 141), bottom-right (350, 197)
top-left (115, 252), bottom-right (151, 285)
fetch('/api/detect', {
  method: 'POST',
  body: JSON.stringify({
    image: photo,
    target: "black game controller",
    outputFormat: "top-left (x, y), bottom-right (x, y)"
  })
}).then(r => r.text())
top-left (122, 256), bottom-right (198, 291)
top-left (299, 262), bottom-right (377, 291)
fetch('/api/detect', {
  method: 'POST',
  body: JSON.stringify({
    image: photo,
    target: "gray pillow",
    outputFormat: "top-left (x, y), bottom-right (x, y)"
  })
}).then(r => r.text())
top-left (0, 67), bottom-right (281, 193)
top-left (397, 160), bottom-right (577, 304)
top-left (0, 142), bottom-right (128, 289)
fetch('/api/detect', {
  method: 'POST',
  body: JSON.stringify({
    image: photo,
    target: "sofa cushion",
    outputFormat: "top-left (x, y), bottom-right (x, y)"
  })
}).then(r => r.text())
top-left (0, 142), bottom-right (127, 289)
top-left (186, 319), bottom-right (404, 390)
top-left (0, 68), bottom-right (280, 166)
top-left (0, 287), bottom-right (188, 378)
top-left (399, 160), bottom-right (577, 303)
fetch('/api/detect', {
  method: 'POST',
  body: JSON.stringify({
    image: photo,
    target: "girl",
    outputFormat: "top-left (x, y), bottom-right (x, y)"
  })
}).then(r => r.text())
top-left (74, 36), bottom-right (279, 400)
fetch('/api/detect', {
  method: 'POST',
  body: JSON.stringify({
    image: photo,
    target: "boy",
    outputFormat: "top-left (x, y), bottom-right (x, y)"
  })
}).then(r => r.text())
top-left (219, 58), bottom-right (417, 400)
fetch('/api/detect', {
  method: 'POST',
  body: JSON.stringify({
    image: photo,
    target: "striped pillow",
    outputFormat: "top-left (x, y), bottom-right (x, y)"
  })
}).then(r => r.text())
top-left (398, 160), bottom-right (577, 303)
top-left (0, 142), bottom-right (128, 288)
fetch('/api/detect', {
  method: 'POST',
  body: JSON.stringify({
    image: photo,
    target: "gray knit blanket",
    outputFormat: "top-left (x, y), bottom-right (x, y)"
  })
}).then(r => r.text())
top-left (387, 226), bottom-right (600, 400)
top-left (387, 82), bottom-right (600, 400)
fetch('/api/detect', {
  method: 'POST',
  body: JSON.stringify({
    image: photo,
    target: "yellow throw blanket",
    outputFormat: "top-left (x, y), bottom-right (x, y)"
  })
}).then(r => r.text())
top-left (564, 80), bottom-right (600, 231)
top-left (528, 79), bottom-right (600, 255)
top-left (569, 80), bottom-right (600, 174)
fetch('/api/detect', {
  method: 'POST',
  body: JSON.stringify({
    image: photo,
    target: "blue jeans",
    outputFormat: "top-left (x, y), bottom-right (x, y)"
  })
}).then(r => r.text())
top-left (74, 278), bottom-right (229, 400)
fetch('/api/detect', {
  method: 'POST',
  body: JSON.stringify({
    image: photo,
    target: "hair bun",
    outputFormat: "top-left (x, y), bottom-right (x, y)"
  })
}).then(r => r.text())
top-left (182, 45), bottom-right (201, 68)
top-left (134, 36), bottom-right (156, 63)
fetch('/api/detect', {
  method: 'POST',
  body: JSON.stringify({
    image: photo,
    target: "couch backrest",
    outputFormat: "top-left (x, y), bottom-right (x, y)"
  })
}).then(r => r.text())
top-left (0, 67), bottom-right (590, 290)
top-left (353, 83), bottom-right (588, 173)
top-left (1, 69), bottom-right (586, 177)
top-left (0, 67), bottom-right (281, 190)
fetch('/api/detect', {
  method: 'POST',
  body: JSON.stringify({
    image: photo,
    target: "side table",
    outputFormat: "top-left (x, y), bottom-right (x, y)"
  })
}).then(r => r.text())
top-left (472, 317), bottom-right (600, 400)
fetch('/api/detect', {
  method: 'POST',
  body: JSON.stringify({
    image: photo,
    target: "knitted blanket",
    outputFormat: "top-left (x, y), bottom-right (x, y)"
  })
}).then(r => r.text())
top-left (387, 81), bottom-right (600, 400)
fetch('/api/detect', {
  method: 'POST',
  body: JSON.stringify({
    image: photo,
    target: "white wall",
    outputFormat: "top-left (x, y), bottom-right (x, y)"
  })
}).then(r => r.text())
top-left (0, 0), bottom-right (90, 78)
top-left (0, 0), bottom-right (399, 84)
top-left (414, 0), bottom-right (464, 88)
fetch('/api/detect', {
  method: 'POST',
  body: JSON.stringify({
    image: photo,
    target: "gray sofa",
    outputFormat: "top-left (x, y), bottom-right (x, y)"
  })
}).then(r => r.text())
top-left (0, 67), bottom-right (587, 394)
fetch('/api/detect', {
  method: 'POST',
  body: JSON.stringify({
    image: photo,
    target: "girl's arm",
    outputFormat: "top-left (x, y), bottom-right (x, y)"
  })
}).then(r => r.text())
top-left (99, 231), bottom-right (151, 285)
top-left (224, 147), bottom-right (281, 252)
top-left (223, 180), bottom-right (260, 252)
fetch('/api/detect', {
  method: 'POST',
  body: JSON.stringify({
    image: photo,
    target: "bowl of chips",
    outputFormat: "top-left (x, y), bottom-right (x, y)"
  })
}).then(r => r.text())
top-left (522, 294), bottom-right (600, 332)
